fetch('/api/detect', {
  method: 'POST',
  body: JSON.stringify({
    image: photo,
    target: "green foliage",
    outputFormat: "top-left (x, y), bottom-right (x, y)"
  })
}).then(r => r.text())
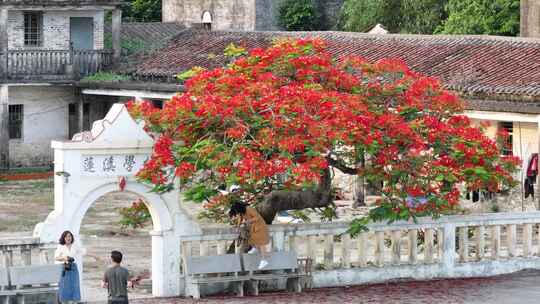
top-left (437, 0), bottom-right (520, 36)
top-left (400, 0), bottom-right (448, 34)
top-left (119, 199), bottom-right (151, 229)
top-left (340, 0), bottom-right (447, 34)
top-left (224, 43), bottom-right (248, 58)
top-left (340, 0), bottom-right (519, 36)
top-left (176, 67), bottom-right (205, 81)
top-left (123, 0), bottom-right (162, 22)
top-left (104, 32), bottom-right (148, 56)
top-left (340, 0), bottom-right (402, 33)
top-left (278, 0), bottom-right (321, 31)
top-left (81, 72), bottom-right (132, 82)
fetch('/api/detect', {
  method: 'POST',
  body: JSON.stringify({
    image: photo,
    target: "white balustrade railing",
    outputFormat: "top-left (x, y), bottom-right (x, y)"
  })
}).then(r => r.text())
top-left (0, 237), bottom-right (56, 267)
top-left (181, 212), bottom-right (540, 286)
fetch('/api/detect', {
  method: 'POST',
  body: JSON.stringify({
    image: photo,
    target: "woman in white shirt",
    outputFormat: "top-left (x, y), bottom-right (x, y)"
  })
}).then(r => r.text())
top-left (55, 231), bottom-right (86, 304)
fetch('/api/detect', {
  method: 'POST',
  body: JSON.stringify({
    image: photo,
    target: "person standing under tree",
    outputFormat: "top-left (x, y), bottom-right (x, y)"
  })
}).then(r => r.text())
top-left (101, 251), bottom-right (132, 304)
top-left (55, 230), bottom-right (86, 304)
top-left (229, 202), bottom-right (271, 269)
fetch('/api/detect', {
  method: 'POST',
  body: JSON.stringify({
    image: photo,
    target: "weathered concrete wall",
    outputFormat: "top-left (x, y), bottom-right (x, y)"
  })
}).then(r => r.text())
top-left (8, 85), bottom-right (76, 167)
top-left (521, 0), bottom-right (540, 37)
top-left (7, 10), bottom-right (104, 50)
top-left (163, 0), bottom-right (344, 31)
top-left (162, 0), bottom-right (256, 31)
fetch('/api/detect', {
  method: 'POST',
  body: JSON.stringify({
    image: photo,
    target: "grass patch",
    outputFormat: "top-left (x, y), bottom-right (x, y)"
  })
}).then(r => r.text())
top-left (81, 72), bottom-right (132, 82)
top-left (29, 179), bottom-right (54, 189)
top-left (1, 167), bottom-right (51, 174)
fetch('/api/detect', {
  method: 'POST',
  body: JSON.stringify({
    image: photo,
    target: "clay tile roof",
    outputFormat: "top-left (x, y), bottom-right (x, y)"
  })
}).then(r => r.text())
top-left (133, 30), bottom-right (540, 99)
top-left (105, 22), bottom-right (186, 47)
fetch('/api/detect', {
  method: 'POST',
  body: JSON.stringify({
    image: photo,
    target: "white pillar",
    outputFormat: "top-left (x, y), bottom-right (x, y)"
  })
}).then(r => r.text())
top-left (112, 9), bottom-right (122, 61)
top-left (442, 223), bottom-right (456, 275)
top-left (151, 229), bottom-right (181, 297)
top-left (0, 85), bottom-right (9, 170)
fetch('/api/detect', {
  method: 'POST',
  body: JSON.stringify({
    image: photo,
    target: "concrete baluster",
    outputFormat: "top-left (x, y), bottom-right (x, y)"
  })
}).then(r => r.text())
top-left (476, 226), bottom-right (485, 260)
top-left (357, 232), bottom-right (368, 267)
top-left (424, 228), bottom-right (434, 263)
top-left (492, 226), bottom-right (501, 259)
top-left (458, 227), bottom-right (468, 262)
top-left (408, 230), bottom-right (418, 264)
top-left (507, 224), bottom-right (517, 257)
top-left (523, 224), bottom-right (532, 257)
top-left (341, 234), bottom-right (351, 268)
top-left (323, 234), bottom-right (334, 268)
top-left (375, 231), bottom-right (385, 267)
top-left (391, 231), bottom-right (401, 265)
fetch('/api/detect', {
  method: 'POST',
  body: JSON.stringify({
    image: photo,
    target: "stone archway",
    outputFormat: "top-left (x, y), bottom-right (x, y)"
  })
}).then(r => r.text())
top-left (33, 103), bottom-right (200, 298)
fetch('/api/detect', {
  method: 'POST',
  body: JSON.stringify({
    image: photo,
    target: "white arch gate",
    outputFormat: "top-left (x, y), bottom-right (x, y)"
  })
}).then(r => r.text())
top-left (33, 103), bottom-right (201, 298)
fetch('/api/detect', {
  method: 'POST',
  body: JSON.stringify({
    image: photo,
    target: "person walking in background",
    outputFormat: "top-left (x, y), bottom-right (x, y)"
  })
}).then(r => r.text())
top-left (229, 202), bottom-right (271, 269)
top-left (55, 230), bottom-right (86, 304)
top-left (102, 250), bottom-right (132, 304)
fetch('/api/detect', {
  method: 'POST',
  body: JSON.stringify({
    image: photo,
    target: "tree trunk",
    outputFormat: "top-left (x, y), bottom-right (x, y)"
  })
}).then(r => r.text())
top-left (256, 167), bottom-right (333, 224)
top-left (352, 153), bottom-right (366, 208)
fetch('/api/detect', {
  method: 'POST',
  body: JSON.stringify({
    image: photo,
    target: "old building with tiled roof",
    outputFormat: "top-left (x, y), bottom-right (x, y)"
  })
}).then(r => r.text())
top-left (132, 30), bottom-right (540, 104)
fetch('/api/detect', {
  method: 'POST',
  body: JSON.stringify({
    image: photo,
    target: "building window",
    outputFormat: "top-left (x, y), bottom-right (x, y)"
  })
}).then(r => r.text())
top-left (152, 100), bottom-right (164, 109)
top-left (8, 105), bottom-right (23, 139)
top-left (202, 11), bottom-right (212, 30)
top-left (499, 121), bottom-right (513, 156)
top-left (24, 12), bottom-right (43, 46)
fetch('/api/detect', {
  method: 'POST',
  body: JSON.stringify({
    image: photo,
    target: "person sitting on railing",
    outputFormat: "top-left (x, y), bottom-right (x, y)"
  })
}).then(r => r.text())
top-left (229, 201), bottom-right (270, 269)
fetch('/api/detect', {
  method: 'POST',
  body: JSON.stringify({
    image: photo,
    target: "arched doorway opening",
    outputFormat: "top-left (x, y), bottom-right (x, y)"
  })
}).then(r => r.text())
top-left (79, 190), bottom-right (152, 301)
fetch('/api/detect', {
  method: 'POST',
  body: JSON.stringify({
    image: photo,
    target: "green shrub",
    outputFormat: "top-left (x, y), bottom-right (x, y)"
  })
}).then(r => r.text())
top-left (81, 72), bottom-right (132, 82)
top-left (278, 0), bottom-right (320, 31)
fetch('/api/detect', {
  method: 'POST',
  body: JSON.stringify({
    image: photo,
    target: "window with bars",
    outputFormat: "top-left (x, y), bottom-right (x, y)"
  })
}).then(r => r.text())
top-left (499, 121), bottom-right (513, 156)
top-left (8, 105), bottom-right (23, 139)
top-left (24, 12), bottom-right (43, 47)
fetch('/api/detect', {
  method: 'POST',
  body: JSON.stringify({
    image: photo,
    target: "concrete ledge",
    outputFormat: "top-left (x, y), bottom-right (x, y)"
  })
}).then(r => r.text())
top-left (312, 258), bottom-right (540, 288)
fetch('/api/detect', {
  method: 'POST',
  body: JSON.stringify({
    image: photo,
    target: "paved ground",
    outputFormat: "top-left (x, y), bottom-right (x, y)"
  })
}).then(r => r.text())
top-left (87, 270), bottom-right (540, 304)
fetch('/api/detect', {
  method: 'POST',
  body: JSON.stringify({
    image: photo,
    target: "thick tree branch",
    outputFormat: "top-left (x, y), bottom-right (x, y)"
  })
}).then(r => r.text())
top-left (326, 156), bottom-right (358, 175)
top-left (256, 168), bottom-right (333, 224)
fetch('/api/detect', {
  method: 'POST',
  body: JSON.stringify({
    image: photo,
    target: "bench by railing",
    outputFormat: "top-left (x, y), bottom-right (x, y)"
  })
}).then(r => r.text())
top-left (181, 212), bottom-right (540, 288)
top-left (0, 49), bottom-right (113, 81)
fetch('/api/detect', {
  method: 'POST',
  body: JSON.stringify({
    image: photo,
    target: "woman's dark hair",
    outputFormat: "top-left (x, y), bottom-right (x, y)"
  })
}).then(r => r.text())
top-left (228, 202), bottom-right (247, 218)
top-left (59, 230), bottom-right (74, 245)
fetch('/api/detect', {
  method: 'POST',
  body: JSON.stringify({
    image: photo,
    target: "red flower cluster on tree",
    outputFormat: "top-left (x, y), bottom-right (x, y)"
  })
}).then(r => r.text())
top-left (128, 38), bottom-right (519, 226)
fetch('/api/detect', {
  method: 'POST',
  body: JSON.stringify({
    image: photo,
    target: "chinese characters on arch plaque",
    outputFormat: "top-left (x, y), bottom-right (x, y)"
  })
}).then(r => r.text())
top-left (81, 154), bottom-right (150, 176)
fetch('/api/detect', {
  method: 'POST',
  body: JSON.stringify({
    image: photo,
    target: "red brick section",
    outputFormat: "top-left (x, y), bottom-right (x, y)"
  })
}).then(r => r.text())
top-left (123, 271), bottom-right (537, 304)
top-left (134, 30), bottom-right (540, 100)
top-left (0, 171), bottom-right (53, 181)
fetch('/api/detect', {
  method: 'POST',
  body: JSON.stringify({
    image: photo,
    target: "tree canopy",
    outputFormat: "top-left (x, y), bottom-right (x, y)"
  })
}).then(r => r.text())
top-left (436, 0), bottom-right (520, 36)
top-left (278, 0), bottom-right (321, 31)
top-left (128, 39), bottom-right (519, 235)
top-left (339, 0), bottom-right (519, 36)
top-left (122, 0), bottom-right (162, 22)
top-left (340, 0), bottom-right (447, 34)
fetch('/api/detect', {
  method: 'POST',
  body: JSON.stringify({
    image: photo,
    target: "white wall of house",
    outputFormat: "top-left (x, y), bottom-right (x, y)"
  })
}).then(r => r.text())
top-left (8, 85), bottom-right (75, 167)
top-left (470, 118), bottom-right (539, 183)
top-left (7, 10), bottom-right (104, 50)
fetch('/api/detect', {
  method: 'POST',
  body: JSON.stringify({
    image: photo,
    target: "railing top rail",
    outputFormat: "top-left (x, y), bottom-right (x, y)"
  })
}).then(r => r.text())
top-left (0, 237), bottom-right (56, 249)
top-left (3, 49), bottom-right (113, 53)
top-left (181, 211), bottom-right (540, 242)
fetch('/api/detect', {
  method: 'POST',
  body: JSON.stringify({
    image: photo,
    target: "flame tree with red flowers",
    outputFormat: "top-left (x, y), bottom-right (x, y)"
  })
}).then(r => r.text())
top-left (127, 38), bottom-right (519, 235)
